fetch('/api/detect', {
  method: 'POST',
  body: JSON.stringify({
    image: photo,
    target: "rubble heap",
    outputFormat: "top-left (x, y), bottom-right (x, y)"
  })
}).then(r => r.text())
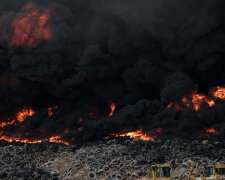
top-left (0, 138), bottom-right (225, 179)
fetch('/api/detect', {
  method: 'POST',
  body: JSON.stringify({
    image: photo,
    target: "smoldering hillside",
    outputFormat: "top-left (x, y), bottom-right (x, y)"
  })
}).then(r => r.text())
top-left (0, 0), bottom-right (224, 144)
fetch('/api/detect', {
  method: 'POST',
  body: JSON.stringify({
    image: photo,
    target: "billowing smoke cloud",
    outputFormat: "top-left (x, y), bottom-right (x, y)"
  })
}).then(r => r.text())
top-left (0, 0), bottom-right (224, 144)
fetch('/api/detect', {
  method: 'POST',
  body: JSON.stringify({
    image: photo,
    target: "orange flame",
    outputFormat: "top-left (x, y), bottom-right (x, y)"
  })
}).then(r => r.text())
top-left (17, 108), bottom-right (35, 122)
top-left (49, 136), bottom-right (69, 145)
top-left (191, 94), bottom-right (206, 111)
top-left (0, 106), bottom-right (71, 145)
top-left (7, 2), bottom-right (51, 48)
top-left (167, 86), bottom-right (225, 111)
top-left (0, 135), bottom-right (42, 144)
top-left (109, 103), bottom-right (116, 116)
top-left (182, 97), bottom-right (190, 107)
top-left (212, 86), bottom-right (225, 100)
top-left (0, 107), bottom-right (35, 128)
top-left (207, 100), bottom-right (215, 107)
top-left (206, 128), bottom-right (219, 134)
top-left (167, 102), bottom-right (173, 109)
top-left (48, 106), bottom-right (58, 117)
top-left (0, 134), bottom-right (70, 145)
top-left (0, 120), bottom-right (16, 128)
top-left (107, 128), bottom-right (162, 141)
top-left (48, 107), bottom-right (53, 117)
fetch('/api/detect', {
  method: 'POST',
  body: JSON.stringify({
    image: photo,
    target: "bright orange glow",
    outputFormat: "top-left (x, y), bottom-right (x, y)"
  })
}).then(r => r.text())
top-left (0, 136), bottom-right (42, 144)
top-left (167, 90), bottom-right (218, 112)
top-left (48, 107), bottom-right (53, 117)
top-left (167, 102), bottom-right (174, 109)
top-left (17, 108), bottom-right (35, 122)
top-left (109, 103), bottom-right (116, 116)
top-left (0, 106), bottom-right (71, 145)
top-left (182, 97), bottom-right (190, 107)
top-left (191, 94), bottom-right (206, 111)
top-left (206, 128), bottom-right (219, 134)
top-left (0, 108), bottom-right (35, 128)
top-left (0, 133), bottom-right (70, 145)
top-left (49, 136), bottom-right (70, 145)
top-left (189, 93), bottom-right (215, 111)
top-left (212, 86), bottom-right (225, 100)
top-left (181, 86), bottom-right (225, 111)
top-left (110, 130), bottom-right (154, 140)
top-left (7, 2), bottom-right (51, 48)
top-left (0, 120), bottom-right (16, 128)
top-left (107, 128), bottom-right (162, 141)
top-left (207, 100), bottom-right (215, 107)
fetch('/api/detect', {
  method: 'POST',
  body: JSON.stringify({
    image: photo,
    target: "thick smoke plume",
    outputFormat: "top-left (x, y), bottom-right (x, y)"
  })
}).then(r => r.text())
top-left (0, 0), bottom-right (224, 144)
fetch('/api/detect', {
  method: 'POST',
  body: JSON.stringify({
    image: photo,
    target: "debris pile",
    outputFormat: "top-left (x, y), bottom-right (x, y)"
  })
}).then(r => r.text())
top-left (0, 138), bottom-right (225, 179)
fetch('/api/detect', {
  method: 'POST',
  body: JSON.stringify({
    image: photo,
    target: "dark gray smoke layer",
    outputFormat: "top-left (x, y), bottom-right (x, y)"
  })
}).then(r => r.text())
top-left (0, 0), bottom-right (224, 143)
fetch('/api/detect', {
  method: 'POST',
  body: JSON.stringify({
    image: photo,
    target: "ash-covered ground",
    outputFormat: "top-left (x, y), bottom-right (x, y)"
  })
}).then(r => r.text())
top-left (0, 138), bottom-right (225, 180)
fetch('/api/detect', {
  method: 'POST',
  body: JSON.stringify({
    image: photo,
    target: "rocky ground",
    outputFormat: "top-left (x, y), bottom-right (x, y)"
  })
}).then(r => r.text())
top-left (0, 138), bottom-right (225, 180)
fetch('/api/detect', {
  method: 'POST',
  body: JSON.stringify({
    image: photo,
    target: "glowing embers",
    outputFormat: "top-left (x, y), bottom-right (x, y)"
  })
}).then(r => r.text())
top-left (191, 94), bottom-right (211, 111)
top-left (89, 102), bottom-right (117, 120)
top-left (6, 2), bottom-right (52, 48)
top-left (109, 103), bottom-right (116, 116)
top-left (49, 136), bottom-right (70, 145)
top-left (187, 92), bottom-right (216, 111)
top-left (48, 106), bottom-right (59, 117)
top-left (167, 86), bottom-right (225, 111)
top-left (206, 128), bottom-right (219, 134)
top-left (0, 120), bottom-right (16, 128)
top-left (212, 86), bottom-right (225, 100)
top-left (17, 108), bottom-right (35, 122)
top-left (0, 134), bottom-right (70, 145)
top-left (0, 107), bottom-right (35, 128)
top-left (204, 128), bottom-right (219, 138)
top-left (106, 128), bottom-right (162, 141)
top-left (0, 106), bottom-right (71, 145)
top-left (0, 135), bottom-right (42, 144)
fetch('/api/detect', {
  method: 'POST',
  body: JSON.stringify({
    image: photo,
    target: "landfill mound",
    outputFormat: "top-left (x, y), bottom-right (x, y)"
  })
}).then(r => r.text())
top-left (0, 138), bottom-right (224, 180)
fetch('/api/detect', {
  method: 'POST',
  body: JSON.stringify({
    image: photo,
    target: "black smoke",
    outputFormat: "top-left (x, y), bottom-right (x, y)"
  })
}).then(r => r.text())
top-left (0, 0), bottom-right (224, 143)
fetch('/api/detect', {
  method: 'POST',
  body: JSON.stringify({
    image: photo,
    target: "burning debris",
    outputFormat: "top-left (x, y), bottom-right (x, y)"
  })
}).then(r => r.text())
top-left (166, 86), bottom-right (225, 112)
top-left (48, 105), bottom-right (58, 117)
top-left (0, 0), bottom-right (223, 144)
top-left (106, 128), bottom-right (162, 141)
top-left (109, 103), bottom-right (116, 117)
top-left (0, 1), bottom-right (223, 179)
top-left (206, 128), bottom-right (219, 134)
top-left (0, 107), bottom-right (35, 128)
